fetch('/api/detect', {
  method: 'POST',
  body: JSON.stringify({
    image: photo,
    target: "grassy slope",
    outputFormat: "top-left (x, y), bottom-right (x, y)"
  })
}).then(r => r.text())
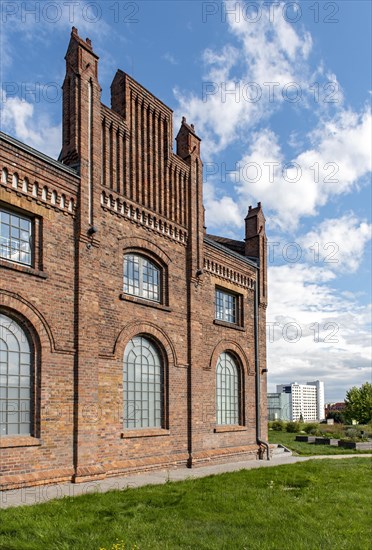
top-left (0, 459), bottom-right (371, 550)
top-left (269, 430), bottom-right (372, 455)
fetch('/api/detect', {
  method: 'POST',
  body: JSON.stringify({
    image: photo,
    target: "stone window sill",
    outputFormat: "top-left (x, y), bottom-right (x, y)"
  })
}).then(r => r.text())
top-left (0, 259), bottom-right (47, 279)
top-left (213, 319), bottom-right (245, 331)
top-left (121, 428), bottom-right (170, 439)
top-left (119, 293), bottom-right (171, 312)
top-left (214, 425), bottom-right (247, 433)
top-left (0, 436), bottom-right (42, 448)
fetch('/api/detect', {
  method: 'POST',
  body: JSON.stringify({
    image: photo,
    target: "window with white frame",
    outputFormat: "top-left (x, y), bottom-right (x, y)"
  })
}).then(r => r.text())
top-left (123, 336), bottom-right (163, 429)
top-left (215, 289), bottom-right (237, 324)
top-left (0, 208), bottom-right (32, 266)
top-left (123, 254), bottom-right (160, 302)
top-left (216, 352), bottom-right (239, 425)
top-left (0, 314), bottom-right (33, 436)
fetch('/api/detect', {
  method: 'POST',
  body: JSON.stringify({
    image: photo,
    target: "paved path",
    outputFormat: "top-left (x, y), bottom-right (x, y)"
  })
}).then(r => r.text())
top-left (1, 454), bottom-right (371, 509)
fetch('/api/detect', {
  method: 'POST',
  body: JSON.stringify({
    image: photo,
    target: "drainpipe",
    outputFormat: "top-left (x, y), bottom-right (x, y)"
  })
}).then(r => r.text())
top-left (254, 263), bottom-right (270, 460)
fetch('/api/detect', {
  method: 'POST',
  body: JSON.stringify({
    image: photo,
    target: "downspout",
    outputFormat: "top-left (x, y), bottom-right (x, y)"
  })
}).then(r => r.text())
top-left (254, 263), bottom-right (270, 460)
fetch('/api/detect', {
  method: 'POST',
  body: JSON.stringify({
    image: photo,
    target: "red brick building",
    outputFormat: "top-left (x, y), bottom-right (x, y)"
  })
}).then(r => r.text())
top-left (0, 28), bottom-right (268, 490)
top-left (324, 402), bottom-right (346, 416)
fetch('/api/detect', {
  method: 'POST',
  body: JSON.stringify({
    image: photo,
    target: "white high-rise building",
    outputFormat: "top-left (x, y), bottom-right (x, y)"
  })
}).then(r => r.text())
top-left (275, 381), bottom-right (325, 422)
top-left (307, 380), bottom-right (325, 422)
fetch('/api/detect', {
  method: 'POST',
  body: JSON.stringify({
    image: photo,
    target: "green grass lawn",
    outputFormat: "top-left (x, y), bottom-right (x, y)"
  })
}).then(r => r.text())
top-left (0, 459), bottom-right (371, 550)
top-left (269, 430), bottom-right (372, 455)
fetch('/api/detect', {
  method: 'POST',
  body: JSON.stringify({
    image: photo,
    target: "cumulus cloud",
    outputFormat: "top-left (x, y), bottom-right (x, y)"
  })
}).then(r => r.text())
top-left (0, 0), bottom-right (116, 159)
top-left (174, 1), bottom-right (370, 234)
top-left (174, 1), bottom-right (314, 156)
top-left (233, 107), bottom-right (372, 230)
top-left (267, 264), bottom-right (372, 400)
top-left (266, 212), bottom-right (372, 400)
top-left (1, 96), bottom-right (61, 159)
top-left (300, 215), bottom-right (372, 273)
top-left (204, 181), bottom-right (245, 236)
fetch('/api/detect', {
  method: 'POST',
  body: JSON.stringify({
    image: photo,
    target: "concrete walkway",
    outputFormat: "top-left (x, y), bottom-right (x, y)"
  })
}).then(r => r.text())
top-left (1, 454), bottom-right (371, 509)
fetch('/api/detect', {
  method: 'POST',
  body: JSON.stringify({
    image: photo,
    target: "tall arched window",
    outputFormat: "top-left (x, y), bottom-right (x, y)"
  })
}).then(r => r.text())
top-left (123, 254), bottom-right (160, 302)
top-left (0, 314), bottom-right (32, 436)
top-left (123, 336), bottom-right (163, 429)
top-left (216, 352), bottom-right (239, 425)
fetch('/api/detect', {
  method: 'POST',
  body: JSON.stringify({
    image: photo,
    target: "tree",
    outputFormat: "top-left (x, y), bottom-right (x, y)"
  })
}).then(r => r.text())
top-left (344, 382), bottom-right (372, 424)
top-left (326, 411), bottom-right (345, 424)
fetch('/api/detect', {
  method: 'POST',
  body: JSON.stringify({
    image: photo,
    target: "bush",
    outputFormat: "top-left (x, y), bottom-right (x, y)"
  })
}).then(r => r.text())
top-left (271, 420), bottom-right (285, 431)
top-left (344, 427), bottom-right (368, 442)
top-left (326, 411), bottom-right (345, 424)
top-left (286, 421), bottom-right (301, 433)
top-left (318, 424), bottom-right (344, 439)
top-left (304, 423), bottom-right (319, 434)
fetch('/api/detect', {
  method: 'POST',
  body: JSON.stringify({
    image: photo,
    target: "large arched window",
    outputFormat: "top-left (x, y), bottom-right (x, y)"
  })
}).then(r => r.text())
top-left (0, 314), bottom-right (32, 436)
top-left (123, 254), bottom-right (160, 302)
top-left (123, 336), bottom-right (163, 429)
top-left (216, 352), bottom-right (240, 425)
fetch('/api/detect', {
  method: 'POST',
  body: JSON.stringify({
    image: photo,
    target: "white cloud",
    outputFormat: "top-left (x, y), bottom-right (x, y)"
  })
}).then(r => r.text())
top-left (0, 0), bottom-right (114, 88)
top-left (227, 0), bottom-right (312, 82)
top-left (162, 52), bottom-right (178, 66)
top-left (204, 181), bottom-right (245, 235)
top-left (174, 1), bottom-right (371, 233)
top-left (2, 0), bottom-right (111, 45)
top-left (300, 215), bottom-right (372, 273)
top-left (234, 107), bottom-right (372, 230)
top-left (1, 96), bottom-right (61, 159)
top-left (267, 264), bottom-right (372, 400)
top-left (174, 1), bottom-right (314, 156)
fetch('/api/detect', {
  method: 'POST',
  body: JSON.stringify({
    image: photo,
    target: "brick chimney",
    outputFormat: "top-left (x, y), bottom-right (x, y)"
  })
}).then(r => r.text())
top-left (175, 117), bottom-right (203, 276)
top-left (245, 202), bottom-right (267, 303)
top-left (176, 117), bottom-right (201, 160)
top-left (59, 27), bottom-right (101, 172)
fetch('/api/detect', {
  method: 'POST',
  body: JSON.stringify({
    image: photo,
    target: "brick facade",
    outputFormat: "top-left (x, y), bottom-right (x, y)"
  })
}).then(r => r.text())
top-left (0, 28), bottom-right (268, 490)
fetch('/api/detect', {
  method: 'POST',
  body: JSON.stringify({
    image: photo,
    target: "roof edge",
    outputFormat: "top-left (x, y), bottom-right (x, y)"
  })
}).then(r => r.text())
top-left (0, 132), bottom-right (80, 178)
top-left (204, 236), bottom-right (259, 269)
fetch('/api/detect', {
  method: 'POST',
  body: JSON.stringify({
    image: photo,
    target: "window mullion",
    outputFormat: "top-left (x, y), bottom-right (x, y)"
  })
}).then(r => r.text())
top-left (139, 256), bottom-right (144, 297)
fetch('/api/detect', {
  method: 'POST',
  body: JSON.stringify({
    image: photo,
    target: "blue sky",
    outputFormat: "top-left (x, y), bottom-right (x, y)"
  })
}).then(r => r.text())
top-left (1, 1), bottom-right (371, 402)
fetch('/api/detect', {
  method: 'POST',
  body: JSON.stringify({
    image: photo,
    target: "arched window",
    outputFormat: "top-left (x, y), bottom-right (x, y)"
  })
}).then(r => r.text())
top-left (12, 173), bottom-right (19, 189)
top-left (123, 254), bottom-right (160, 302)
top-left (0, 314), bottom-right (32, 436)
top-left (1, 168), bottom-right (8, 184)
top-left (216, 352), bottom-right (239, 425)
top-left (123, 336), bottom-right (163, 429)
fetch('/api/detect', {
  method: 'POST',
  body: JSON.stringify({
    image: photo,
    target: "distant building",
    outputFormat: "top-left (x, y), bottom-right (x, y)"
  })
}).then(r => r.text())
top-left (307, 380), bottom-right (325, 422)
top-left (325, 402), bottom-right (346, 417)
top-left (269, 381), bottom-right (325, 422)
top-left (267, 393), bottom-right (291, 421)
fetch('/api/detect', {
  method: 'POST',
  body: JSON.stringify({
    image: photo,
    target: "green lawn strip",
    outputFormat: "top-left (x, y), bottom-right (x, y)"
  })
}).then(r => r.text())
top-left (269, 430), bottom-right (372, 455)
top-left (0, 459), bottom-right (371, 550)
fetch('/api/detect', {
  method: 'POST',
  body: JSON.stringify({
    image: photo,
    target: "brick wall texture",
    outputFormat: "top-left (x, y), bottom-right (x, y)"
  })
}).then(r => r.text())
top-left (0, 28), bottom-right (268, 490)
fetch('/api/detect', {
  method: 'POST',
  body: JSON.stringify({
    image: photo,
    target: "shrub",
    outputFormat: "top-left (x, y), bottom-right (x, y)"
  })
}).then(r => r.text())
top-left (344, 427), bottom-right (368, 442)
top-left (286, 421), bottom-right (301, 433)
top-left (326, 411), bottom-right (345, 424)
top-left (304, 423), bottom-right (319, 434)
top-left (322, 431), bottom-right (342, 439)
top-left (271, 420), bottom-right (285, 431)
top-left (318, 424), bottom-right (344, 439)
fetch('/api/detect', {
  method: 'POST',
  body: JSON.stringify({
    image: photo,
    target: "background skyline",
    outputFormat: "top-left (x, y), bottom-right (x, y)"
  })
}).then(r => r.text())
top-left (1, 0), bottom-right (371, 402)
